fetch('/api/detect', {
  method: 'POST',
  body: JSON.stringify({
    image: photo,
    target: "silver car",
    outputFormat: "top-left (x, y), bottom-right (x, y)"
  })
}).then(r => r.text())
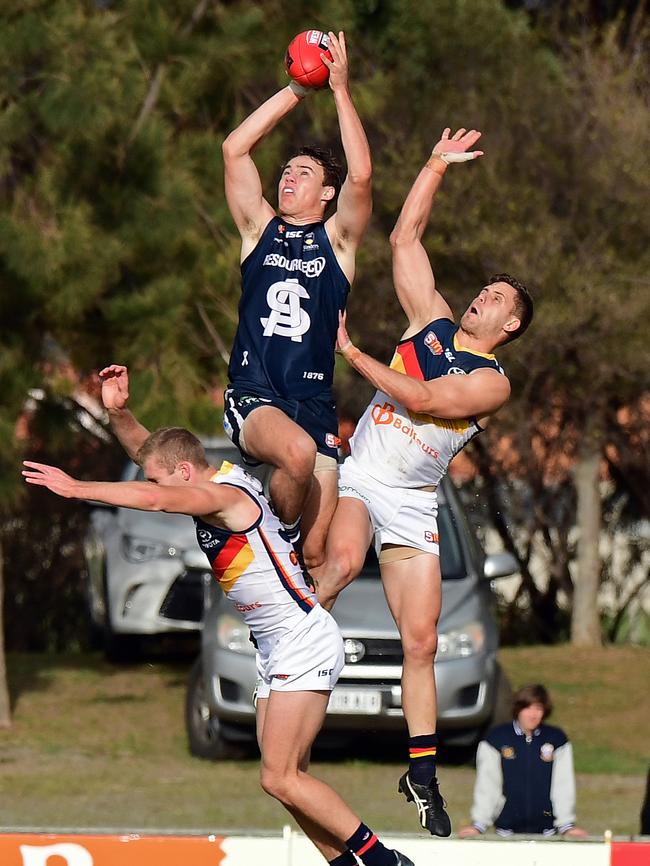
top-left (185, 477), bottom-right (517, 759)
top-left (84, 439), bottom-right (243, 660)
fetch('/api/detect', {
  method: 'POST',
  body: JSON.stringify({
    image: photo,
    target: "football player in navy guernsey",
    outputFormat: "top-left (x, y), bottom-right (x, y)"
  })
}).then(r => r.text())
top-left (221, 31), bottom-right (372, 572)
top-left (316, 128), bottom-right (534, 837)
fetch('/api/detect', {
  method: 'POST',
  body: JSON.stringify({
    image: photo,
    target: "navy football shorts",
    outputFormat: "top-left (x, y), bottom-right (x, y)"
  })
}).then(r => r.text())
top-left (223, 386), bottom-right (340, 463)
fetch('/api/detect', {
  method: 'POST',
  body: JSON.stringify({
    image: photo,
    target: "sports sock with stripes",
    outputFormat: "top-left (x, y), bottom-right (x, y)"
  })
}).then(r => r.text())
top-left (408, 732), bottom-right (438, 785)
top-left (346, 823), bottom-right (396, 866)
top-left (329, 851), bottom-right (357, 866)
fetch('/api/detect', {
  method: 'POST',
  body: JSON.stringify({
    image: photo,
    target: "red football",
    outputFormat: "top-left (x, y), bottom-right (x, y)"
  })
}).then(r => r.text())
top-left (285, 30), bottom-right (333, 89)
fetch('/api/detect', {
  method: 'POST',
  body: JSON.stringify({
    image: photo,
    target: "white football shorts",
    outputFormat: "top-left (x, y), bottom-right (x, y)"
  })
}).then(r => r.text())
top-left (338, 459), bottom-right (440, 557)
top-left (255, 604), bottom-right (344, 699)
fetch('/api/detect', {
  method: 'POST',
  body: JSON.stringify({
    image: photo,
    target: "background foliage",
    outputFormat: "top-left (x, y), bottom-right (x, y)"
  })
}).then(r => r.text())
top-left (1, 0), bottom-right (648, 652)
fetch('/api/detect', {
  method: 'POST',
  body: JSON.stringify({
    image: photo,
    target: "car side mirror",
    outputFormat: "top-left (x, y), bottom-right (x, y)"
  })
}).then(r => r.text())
top-left (483, 551), bottom-right (519, 580)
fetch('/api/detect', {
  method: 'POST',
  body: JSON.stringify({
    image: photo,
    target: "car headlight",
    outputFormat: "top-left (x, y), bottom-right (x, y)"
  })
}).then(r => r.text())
top-left (436, 622), bottom-right (485, 660)
top-left (122, 534), bottom-right (181, 563)
top-left (216, 614), bottom-right (256, 656)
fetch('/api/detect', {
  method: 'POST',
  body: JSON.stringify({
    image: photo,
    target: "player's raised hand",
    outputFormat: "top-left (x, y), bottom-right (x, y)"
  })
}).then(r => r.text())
top-left (323, 31), bottom-right (348, 92)
top-left (22, 461), bottom-right (78, 498)
top-left (336, 311), bottom-right (361, 366)
top-left (336, 310), bottom-right (352, 353)
top-left (433, 127), bottom-right (483, 163)
top-left (99, 364), bottom-right (130, 411)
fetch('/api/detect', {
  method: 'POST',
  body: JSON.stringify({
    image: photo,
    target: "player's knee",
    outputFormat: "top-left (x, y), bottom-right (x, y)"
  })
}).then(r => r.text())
top-left (402, 629), bottom-right (438, 663)
top-left (317, 546), bottom-right (363, 607)
top-left (259, 766), bottom-right (295, 806)
top-left (281, 436), bottom-right (317, 479)
top-left (302, 542), bottom-right (325, 573)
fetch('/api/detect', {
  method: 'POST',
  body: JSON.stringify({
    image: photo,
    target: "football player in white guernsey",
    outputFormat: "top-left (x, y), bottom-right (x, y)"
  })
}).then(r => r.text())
top-left (23, 364), bottom-right (414, 866)
top-left (222, 31), bottom-right (372, 574)
top-left (317, 128), bottom-right (534, 837)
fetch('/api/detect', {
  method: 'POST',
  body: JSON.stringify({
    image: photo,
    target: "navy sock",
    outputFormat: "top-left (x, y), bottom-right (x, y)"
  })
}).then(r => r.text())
top-left (408, 732), bottom-right (438, 785)
top-left (329, 852), bottom-right (357, 866)
top-left (346, 823), bottom-right (396, 866)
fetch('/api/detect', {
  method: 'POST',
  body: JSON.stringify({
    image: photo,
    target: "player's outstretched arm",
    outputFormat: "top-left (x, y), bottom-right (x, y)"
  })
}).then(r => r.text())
top-left (99, 365), bottom-right (150, 462)
top-left (222, 87), bottom-right (304, 258)
top-left (22, 462), bottom-right (242, 518)
top-left (337, 314), bottom-right (509, 419)
top-left (324, 32), bottom-right (372, 280)
top-left (391, 128), bottom-right (483, 333)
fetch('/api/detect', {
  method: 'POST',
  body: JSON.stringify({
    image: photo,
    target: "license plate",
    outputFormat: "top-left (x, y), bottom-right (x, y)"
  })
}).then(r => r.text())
top-left (328, 688), bottom-right (382, 714)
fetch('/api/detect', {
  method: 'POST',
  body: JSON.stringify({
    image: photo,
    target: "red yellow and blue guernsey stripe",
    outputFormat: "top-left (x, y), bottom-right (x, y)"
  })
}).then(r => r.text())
top-left (258, 527), bottom-right (314, 614)
top-left (210, 533), bottom-right (255, 593)
top-left (390, 341), bottom-right (425, 380)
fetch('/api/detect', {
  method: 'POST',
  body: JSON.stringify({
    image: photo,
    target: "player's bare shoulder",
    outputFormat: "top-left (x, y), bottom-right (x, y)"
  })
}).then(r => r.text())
top-left (469, 367), bottom-right (511, 426)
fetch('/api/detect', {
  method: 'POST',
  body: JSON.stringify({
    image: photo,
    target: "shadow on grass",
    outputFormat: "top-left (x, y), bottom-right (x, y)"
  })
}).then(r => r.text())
top-left (5, 645), bottom-right (195, 713)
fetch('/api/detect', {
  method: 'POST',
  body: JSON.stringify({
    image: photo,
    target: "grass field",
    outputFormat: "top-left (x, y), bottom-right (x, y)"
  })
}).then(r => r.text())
top-left (1, 645), bottom-right (648, 836)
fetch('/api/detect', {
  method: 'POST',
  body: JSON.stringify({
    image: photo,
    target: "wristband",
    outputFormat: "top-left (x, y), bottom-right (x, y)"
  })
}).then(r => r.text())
top-left (340, 341), bottom-right (362, 364)
top-left (288, 81), bottom-right (309, 98)
top-left (425, 153), bottom-right (447, 175)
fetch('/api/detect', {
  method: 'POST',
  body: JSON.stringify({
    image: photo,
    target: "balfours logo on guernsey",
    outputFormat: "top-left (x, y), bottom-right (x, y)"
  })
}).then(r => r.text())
top-left (424, 331), bottom-right (443, 355)
top-left (261, 279), bottom-right (311, 342)
top-left (235, 601), bottom-right (262, 613)
top-left (371, 401), bottom-right (396, 426)
top-left (370, 401), bottom-right (440, 458)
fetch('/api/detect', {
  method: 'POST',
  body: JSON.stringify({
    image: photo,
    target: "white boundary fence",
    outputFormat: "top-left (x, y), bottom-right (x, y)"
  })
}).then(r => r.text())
top-left (1, 828), bottom-right (648, 866)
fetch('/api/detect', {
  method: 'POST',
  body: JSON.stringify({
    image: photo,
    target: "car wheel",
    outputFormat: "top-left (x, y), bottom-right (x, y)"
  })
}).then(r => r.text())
top-left (185, 657), bottom-right (248, 760)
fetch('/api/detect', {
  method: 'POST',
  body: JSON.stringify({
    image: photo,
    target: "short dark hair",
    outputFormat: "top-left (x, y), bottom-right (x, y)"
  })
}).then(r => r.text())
top-left (136, 427), bottom-right (209, 472)
top-left (283, 146), bottom-right (343, 196)
top-left (512, 683), bottom-right (553, 721)
top-left (488, 273), bottom-right (534, 344)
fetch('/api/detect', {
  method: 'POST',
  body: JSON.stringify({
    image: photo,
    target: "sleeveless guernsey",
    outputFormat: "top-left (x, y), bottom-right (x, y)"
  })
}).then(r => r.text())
top-left (228, 216), bottom-right (350, 399)
top-left (347, 318), bottom-right (506, 488)
top-left (193, 461), bottom-right (316, 655)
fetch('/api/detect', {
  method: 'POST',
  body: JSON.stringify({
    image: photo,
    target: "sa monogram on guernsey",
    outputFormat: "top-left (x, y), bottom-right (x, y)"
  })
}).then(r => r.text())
top-left (228, 216), bottom-right (350, 399)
